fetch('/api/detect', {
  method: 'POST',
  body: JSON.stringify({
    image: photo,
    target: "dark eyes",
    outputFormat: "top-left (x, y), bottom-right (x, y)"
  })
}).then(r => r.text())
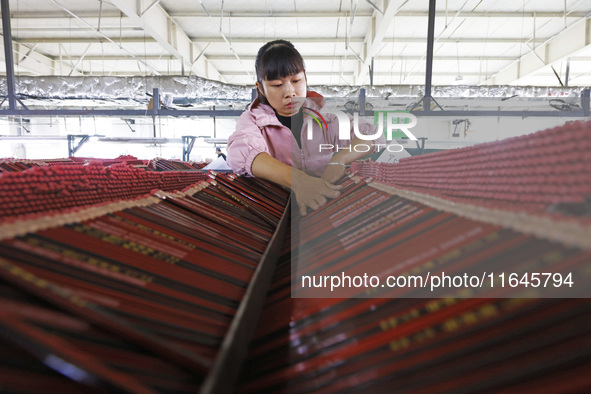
top-left (271, 78), bottom-right (301, 87)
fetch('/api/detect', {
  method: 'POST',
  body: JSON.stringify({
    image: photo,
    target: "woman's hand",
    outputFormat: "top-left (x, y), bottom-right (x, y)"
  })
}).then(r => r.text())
top-left (250, 153), bottom-right (343, 216)
top-left (292, 170), bottom-right (342, 216)
top-left (321, 162), bottom-right (347, 184)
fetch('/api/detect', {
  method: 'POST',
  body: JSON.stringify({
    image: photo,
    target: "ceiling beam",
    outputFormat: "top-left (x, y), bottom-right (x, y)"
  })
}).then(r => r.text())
top-left (170, 10), bottom-right (588, 19)
top-left (191, 37), bottom-right (548, 44)
top-left (61, 54), bottom-right (591, 64)
top-left (17, 37), bottom-right (158, 44)
top-left (107, 0), bottom-right (223, 81)
top-left (0, 36), bottom-right (82, 76)
top-left (169, 11), bottom-right (589, 18)
top-left (169, 11), bottom-right (374, 18)
top-left (485, 17), bottom-right (591, 85)
top-left (391, 11), bottom-right (589, 18)
top-left (58, 54), bottom-right (521, 66)
top-left (94, 70), bottom-right (577, 80)
top-left (68, 55), bottom-right (178, 61)
top-left (17, 36), bottom-right (549, 45)
top-left (58, 54), bottom-right (591, 63)
top-left (10, 11), bottom-right (589, 19)
top-left (205, 55), bottom-right (517, 62)
top-left (10, 12), bottom-right (372, 20)
top-left (219, 71), bottom-right (497, 77)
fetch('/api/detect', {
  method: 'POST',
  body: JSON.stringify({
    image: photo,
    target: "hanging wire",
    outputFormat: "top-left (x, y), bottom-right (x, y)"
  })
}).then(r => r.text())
top-left (198, 0), bottom-right (251, 78)
top-left (480, 15), bottom-right (491, 84)
top-left (143, 24), bottom-right (149, 78)
top-left (274, 9), bottom-right (277, 39)
top-left (51, 0), bottom-right (161, 75)
top-left (294, 0), bottom-right (300, 37)
top-left (339, 3), bottom-right (350, 84)
top-left (386, 11), bottom-right (406, 80)
top-left (391, 12), bottom-right (395, 85)
top-left (264, 0), bottom-right (267, 41)
top-left (98, 0), bottom-right (103, 31)
top-left (456, 41), bottom-right (462, 81)
top-left (119, 9), bottom-right (122, 47)
top-left (330, 0), bottom-right (343, 85)
top-left (519, 0), bottom-right (525, 59)
top-left (220, 0), bottom-right (224, 32)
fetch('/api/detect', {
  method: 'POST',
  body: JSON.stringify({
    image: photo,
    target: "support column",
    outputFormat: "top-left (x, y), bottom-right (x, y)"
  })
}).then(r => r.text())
top-left (1, 0), bottom-right (17, 110)
top-left (424, 0), bottom-right (436, 112)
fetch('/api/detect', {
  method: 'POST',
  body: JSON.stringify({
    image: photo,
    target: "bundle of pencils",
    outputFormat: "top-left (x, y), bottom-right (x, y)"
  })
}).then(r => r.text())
top-left (352, 119), bottom-right (591, 216)
top-left (0, 173), bottom-right (289, 392)
top-left (0, 281), bottom-right (204, 393)
top-left (0, 158), bottom-right (86, 173)
top-left (0, 157), bottom-right (147, 173)
top-left (0, 162), bottom-right (209, 221)
top-left (0, 160), bottom-right (41, 173)
top-left (239, 121), bottom-right (591, 392)
top-left (242, 278), bottom-right (591, 392)
top-left (148, 158), bottom-right (206, 171)
top-left (190, 162), bottom-right (208, 170)
top-left (70, 156), bottom-right (147, 166)
top-left (240, 180), bottom-right (591, 392)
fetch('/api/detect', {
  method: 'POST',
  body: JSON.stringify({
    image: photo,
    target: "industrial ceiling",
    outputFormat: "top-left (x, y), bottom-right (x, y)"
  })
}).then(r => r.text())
top-left (1, 0), bottom-right (590, 88)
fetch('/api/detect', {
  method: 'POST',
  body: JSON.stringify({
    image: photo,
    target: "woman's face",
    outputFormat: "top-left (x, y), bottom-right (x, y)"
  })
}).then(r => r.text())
top-left (257, 71), bottom-right (307, 117)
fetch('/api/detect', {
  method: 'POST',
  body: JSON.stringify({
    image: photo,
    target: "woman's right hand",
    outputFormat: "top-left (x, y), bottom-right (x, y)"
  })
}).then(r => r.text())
top-left (291, 170), bottom-right (342, 216)
top-left (250, 153), bottom-right (343, 216)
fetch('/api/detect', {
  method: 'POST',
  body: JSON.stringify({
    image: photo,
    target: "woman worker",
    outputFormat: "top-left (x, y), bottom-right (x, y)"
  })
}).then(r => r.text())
top-left (227, 39), bottom-right (385, 215)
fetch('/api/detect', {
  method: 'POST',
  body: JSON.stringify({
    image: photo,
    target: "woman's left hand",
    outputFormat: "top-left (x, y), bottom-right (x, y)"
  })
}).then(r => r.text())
top-left (321, 162), bottom-right (347, 184)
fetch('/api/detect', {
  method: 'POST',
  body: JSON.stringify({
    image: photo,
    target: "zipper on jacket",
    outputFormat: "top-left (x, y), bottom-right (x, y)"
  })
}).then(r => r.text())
top-left (300, 149), bottom-right (305, 173)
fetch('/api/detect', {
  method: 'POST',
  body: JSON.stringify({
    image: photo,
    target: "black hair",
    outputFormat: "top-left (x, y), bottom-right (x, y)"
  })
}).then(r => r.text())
top-left (255, 40), bottom-right (306, 105)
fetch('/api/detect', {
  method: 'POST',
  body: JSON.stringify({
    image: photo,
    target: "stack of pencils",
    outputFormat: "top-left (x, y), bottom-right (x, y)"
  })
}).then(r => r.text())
top-left (352, 119), bottom-right (591, 216)
top-left (69, 156), bottom-right (147, 166)
top-left (148, 158), bottom-right (208, 171)
top-left (0, 162), bottom-right (209, 221)
top-left (0, 160), bottom-right (41, 173)
top-left (0, 172), bottom-right (289, 392)
top-left (239, 122), bottom-right (591, 392)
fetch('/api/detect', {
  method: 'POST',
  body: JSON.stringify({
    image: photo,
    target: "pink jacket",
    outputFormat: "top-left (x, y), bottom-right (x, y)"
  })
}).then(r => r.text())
top-left (227, 91), bottom-right (385, 177)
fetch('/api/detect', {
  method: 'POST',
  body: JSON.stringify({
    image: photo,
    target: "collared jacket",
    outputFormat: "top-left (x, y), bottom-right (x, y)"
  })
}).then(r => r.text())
top-left (227, 91), bottom-right (385, 177)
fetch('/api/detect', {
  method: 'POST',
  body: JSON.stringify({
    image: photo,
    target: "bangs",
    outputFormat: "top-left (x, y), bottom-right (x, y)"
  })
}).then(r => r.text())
top-left (259, 45), bottom-right (305, 81)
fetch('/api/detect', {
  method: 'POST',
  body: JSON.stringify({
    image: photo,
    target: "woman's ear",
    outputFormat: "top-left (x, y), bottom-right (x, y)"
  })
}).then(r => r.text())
top-left (256, 81), bottom-right (265, 97)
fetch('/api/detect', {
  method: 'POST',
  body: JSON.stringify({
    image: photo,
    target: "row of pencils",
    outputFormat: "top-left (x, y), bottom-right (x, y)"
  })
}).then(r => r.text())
top-left (240, 173), bottom-right (591, 392)
top-left (0, 170), bottom-right (289, 393)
